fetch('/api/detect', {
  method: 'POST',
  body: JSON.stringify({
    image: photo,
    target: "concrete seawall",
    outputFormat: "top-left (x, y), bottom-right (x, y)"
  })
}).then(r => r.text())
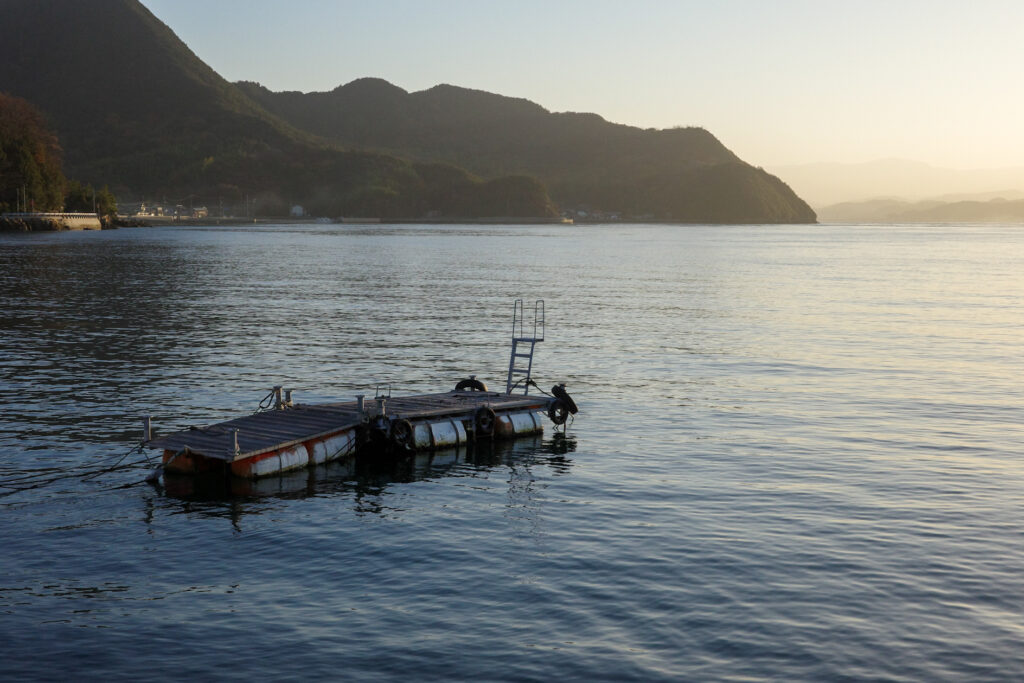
top-left (0, 212), bottom-right (103, 231)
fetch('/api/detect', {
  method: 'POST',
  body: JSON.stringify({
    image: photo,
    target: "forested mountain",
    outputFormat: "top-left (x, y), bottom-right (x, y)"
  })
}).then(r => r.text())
top-left (0, 0), bottom-right (555, 218)
top-left (237, 79), bottom-right (816, 223)
top-left (0, 0), bottom-right (813, 222)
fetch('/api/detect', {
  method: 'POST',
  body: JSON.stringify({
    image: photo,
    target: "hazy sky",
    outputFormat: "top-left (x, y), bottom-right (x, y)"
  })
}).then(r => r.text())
top-left (142, 0), bottom-right (1024, 170)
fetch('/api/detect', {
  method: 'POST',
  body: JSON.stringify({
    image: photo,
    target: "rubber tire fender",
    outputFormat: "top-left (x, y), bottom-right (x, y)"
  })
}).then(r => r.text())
top-left (475, 406), bottom-right (497, 436)
top-left (390, 418), bottom-right (415, 451)
top-left (551, 385), bottom-right (579, 414)
top-left (455, 378), bottom-right (488, 392)
top-left (548, 398), bottom-right (569, 426)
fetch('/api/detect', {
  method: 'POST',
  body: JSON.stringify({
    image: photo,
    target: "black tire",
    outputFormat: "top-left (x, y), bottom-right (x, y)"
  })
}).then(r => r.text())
top-left (548, 399), bottom-right (569, 425)
top-left (455, 378), bottom-right (488, 392)
top-left (551, 384), bottom-right (579, 414)
top-left (390, 419), bottom-right (415, 451)
top-left (475, 406), bottom-right (496, 436)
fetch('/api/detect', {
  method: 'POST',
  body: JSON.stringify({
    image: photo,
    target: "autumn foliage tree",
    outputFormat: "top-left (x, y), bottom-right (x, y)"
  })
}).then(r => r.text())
top-left (0, 92), bottom-right (66, 212)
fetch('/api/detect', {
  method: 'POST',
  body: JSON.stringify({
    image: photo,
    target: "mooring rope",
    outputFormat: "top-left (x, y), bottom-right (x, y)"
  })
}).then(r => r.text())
top-left (527, 379), bottom-right (555, 397)
top-left (253, 389), bottom-right (277, 414)
top-left (0, 442), bottom-right (155, 497)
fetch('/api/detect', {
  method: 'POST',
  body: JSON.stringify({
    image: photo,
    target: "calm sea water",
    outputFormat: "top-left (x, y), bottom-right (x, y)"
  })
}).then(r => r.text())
top-left (1, 223), bottom-right (1022, 681)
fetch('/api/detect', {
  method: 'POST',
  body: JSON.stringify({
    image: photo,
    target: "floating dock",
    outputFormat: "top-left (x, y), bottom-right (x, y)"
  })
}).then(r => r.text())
top-left (144, 300), bottom-right (578, 479)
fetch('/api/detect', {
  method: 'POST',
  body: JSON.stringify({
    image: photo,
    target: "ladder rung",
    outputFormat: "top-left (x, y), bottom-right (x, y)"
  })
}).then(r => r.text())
top-left (513, 353), bottom-right (532, 358)
top-left (511, 369), bottom-right (530, 374)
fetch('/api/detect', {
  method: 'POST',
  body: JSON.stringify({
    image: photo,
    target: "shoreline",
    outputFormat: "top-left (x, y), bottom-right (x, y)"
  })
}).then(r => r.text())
top-left (3, 214), bottom-right (844, 231)
top-left (0, 212), bottom-right (104, 232)
top-left (115, 215), bottom-right (574, 226)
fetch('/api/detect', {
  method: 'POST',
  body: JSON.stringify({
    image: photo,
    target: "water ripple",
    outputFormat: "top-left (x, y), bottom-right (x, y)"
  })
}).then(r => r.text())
top-left (1, 224), bottom-right (1023, 680)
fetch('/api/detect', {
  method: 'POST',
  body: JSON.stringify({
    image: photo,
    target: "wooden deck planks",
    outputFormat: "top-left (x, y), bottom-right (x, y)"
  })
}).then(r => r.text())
top-left (147, 390), bottom-right (551, 462)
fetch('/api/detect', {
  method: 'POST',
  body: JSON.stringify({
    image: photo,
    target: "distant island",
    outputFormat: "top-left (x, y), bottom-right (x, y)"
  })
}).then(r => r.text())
top-left (0, 0), bottom-right (815, 224)
top-left (769, 159), bottom-right (1024, 222)
top-left (817, 195), bottom-right (1024, 224)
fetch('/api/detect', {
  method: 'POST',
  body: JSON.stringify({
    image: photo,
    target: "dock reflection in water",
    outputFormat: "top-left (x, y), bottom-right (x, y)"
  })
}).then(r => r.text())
top-left (159, 435), bottom-right (576, 516)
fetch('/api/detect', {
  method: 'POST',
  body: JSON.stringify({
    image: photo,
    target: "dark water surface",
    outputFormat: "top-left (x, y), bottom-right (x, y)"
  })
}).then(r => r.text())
top-left (1, 223), bottom-right (1022, 681)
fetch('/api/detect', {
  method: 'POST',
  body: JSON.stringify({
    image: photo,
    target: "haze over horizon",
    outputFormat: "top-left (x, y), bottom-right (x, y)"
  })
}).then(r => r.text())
top-left (142, 0), bottom-right (1024, 172)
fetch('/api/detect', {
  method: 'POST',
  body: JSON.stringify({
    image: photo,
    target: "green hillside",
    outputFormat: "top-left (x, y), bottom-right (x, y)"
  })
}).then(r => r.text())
top-left (0, 0), bottom-right (555, 218)
top-left (238, 79), bottom-right (817, 223)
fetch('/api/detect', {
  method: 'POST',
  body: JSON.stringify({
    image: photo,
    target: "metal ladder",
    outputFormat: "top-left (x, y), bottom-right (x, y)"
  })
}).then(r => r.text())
top-left (505, 299), bottom-right (545, 395)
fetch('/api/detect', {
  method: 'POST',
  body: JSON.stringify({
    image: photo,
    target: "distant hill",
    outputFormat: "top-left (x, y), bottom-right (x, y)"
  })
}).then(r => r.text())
top-left (769, 159), bottom-right (1024, 208)
top-left (818, 196), bottom-right (1024, 224)
top-left (237, 79), bottom-right (816, 223)
top-left (0, 0), bottom-right (555, 218)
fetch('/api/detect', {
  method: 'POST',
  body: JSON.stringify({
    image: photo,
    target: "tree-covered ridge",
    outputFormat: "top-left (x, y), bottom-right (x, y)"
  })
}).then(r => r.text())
top-left (0, 0), bottom-right (555, 218)
top-left (0, 0), bottom-right (812, 222)
top-left (237, 79), bottom-right (816, 223)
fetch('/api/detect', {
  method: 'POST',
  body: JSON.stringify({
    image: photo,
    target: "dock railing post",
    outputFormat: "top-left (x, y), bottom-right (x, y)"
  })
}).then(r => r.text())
top-left (356, 395), bottom-right (365, 414)
top-left (142, 416), bottom-right (152, 443)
